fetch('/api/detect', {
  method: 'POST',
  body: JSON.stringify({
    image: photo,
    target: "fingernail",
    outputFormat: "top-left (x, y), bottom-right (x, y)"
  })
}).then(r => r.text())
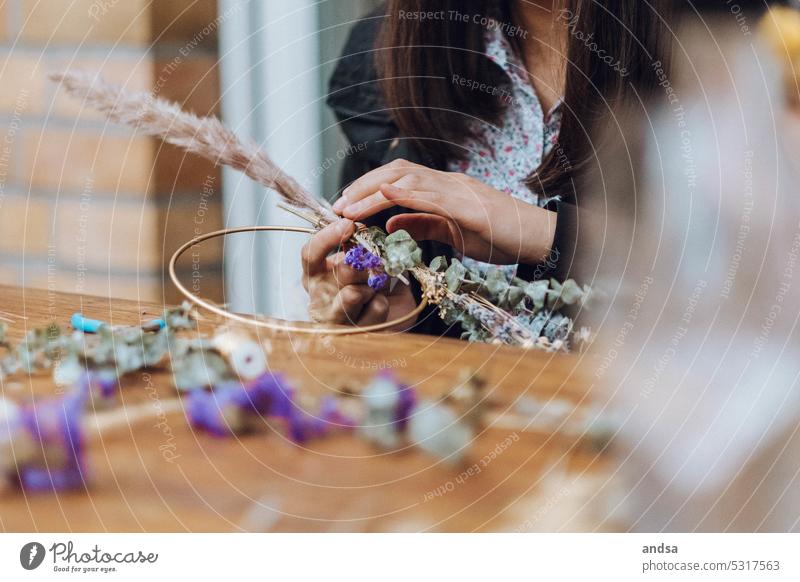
top-left (337, 219), bottom-right (352, 233)
top-left (332, 197), bottom-right (345, 212)
top-left (344, 202), bottom-right (363, 217)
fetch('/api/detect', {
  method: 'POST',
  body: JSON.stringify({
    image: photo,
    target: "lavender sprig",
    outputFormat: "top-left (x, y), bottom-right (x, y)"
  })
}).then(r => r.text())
top-left (16, 388), bottom-right (88, 492)
top-left (344, 245), bottom-right (382, 271)
top-left (188, 373), bottom-right (355, 442)
top-left (345, 245), bottom-right (389, 291)
top-left (367, 273), bottom-right (390, 291)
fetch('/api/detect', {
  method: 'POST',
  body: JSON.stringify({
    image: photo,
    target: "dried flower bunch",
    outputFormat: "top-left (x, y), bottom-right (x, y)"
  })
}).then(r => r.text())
top-left (50, 72), bottom-right (591, 349)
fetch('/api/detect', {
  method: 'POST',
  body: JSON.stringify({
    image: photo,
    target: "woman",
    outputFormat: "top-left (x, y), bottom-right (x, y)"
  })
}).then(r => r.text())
top-left (303, 0), bottom-right (672, 333)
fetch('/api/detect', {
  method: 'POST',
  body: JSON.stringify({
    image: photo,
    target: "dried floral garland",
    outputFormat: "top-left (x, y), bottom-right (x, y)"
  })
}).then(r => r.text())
top-left (0, 310), bottom-right (499, 492)
top-left (50, 72), bottom-right (592, 350)
top-left (1, 303), bottom-right (609, 494)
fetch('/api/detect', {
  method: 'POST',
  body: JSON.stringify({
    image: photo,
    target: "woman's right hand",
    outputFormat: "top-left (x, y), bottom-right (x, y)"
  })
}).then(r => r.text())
top-left (332, 159), bottom-right (557, 266)
top-left (301, 219), bottom-right (418, 328)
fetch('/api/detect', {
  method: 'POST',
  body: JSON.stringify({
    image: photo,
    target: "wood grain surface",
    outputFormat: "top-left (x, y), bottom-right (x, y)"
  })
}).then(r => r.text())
top-left (0, 285), bottom-right (610, 532)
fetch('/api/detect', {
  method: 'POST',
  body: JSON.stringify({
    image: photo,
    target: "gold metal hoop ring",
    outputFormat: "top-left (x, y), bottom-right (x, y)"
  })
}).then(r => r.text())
top-left (168, 226), bottom-right (428, 335)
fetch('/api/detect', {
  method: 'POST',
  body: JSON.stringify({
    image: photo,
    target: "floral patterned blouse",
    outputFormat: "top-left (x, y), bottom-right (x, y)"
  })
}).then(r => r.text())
top-left (449, 27), bottom-right (562, 276)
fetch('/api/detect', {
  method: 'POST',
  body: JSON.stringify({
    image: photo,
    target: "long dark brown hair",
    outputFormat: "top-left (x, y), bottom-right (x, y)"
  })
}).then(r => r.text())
top-left (377, 0), bottom-right (674, 201)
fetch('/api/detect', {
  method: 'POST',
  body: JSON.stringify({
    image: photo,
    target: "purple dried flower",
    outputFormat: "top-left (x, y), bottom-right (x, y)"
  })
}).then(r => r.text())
top-left (344, 245), bottom-right (383, 272)
top-left (345, 245), bottom-right (389, 290)
top-left (368, 272), bottom-right (389, 291)
top-left (80, 371), bottom-right (119, 401)
top-left (16, 388), bottom-right (88, 492)
top-left (187, 384), bottom-right (245, 437)
top-left (344, 245), bottom-right (366, 270)
top-left (297, 396), bottom-right (357, 440)
top-left (246, 373), bottom-right (295, 419)
top-left (187, 374), bottom-right (354, 443)
top-left (187, 375), bottom-right (288, 438)
top-left (364, 253), bottom-right (383, 270)
top-left (394, 383), bottom-right (417, 433)
top-left (319, 396), bottom-right (357, 428)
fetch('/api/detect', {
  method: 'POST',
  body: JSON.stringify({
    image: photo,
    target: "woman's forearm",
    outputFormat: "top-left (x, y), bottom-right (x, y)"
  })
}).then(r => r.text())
top-left (503, 199), bottom-right (558, 266)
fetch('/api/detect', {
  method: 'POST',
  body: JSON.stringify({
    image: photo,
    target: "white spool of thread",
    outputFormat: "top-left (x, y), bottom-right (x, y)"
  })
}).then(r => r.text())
top-left (360, 374), bottom-right (402, 449)
top-left (408, 402), bottom-right (473, 464)
top-left (212, 330), bottom-right (268, 380)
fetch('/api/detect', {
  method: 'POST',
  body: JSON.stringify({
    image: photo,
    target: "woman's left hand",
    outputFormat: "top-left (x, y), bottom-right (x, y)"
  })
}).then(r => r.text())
top-left (332, 159), bottom-right (557, 265)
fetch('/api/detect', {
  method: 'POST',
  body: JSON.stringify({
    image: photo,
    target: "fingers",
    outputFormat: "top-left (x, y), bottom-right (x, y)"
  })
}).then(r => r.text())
top-left (386, 213), bottom-right (457, 247)
top-left (309, 282), bottom-right (388, 327)
top-left (303, 252), bottom-right (369, 293)
top-left (340, 191), bottom-right (393, 221)
top-left (333, 159), bottom-right (419, 212)
top-left (330, 253), bottom-right (370, 286)
top-left (379, 183), bottom-right (448, 214)
top-left (309, 283), bottom-right (374, 324)
top-left (340, 182), bottom-right (440, 221)
top-left (301, 219), bottom-right (355, 277)
top-left (337, 173), bottom-right (422, 219)
top-left (330, 284), bottom-right (375, 325)
top-left (356, 294), bottom-right (390, 326)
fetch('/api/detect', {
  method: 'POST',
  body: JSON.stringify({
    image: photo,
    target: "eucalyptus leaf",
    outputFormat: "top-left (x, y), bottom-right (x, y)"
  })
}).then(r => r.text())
top-left (445, 259), bottom-right (467, 292)
top-left (172, 349), bottom-right (233, 392)
top-left (483, 268), bottom-right (509, 300)
top-left (524, 281), bottom-right (550, 310)
top-left (142, 329), bottom-right (170, 367)
top-left (383, 229), bottom-right (423, 277)
top-left (429, 256), bottom-right (449, 272)
top-left (546, 279), bottom-right (564, 311)
top-left (385, 230), bottom-right (413, 244)
top-left (559, 279), bottom-right (584, 306)
top-left (500, 285), bottom-right (525, 310)
top-left (545, 278), bottom-right (585, 311)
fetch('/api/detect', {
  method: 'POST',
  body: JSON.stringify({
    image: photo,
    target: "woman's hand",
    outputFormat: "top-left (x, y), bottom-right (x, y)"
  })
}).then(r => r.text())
top-left (332, 159), bottom-right (557, 265)
top-left (301, 219), bottom-right (418, 329)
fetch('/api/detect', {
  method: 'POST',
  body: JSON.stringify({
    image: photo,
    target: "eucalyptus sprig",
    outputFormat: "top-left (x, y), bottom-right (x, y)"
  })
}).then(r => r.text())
top-left (343, 228), bottom-right (591, 350)
top-left (0, 303), bottom-right (211, 388)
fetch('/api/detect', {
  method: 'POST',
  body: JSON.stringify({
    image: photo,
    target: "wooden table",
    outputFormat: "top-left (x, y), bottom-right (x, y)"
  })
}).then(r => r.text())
top-left (0, 286), bottom-right (608, 532)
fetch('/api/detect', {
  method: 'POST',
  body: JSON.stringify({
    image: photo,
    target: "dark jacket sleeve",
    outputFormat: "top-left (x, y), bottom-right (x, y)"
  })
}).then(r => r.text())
top-left (326, 13), bottom-right (395, 188)
top-left (516, 199), bottom-right (579, 283)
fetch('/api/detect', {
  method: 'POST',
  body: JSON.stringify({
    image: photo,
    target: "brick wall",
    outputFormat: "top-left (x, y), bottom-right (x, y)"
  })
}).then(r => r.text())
top-left (0, 0), bottom-right (224, 305)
